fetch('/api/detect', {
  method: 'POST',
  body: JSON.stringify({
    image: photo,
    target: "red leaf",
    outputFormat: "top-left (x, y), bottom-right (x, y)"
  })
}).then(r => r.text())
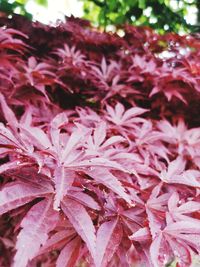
top-left (149, 233), bottom-right (163, 267)
top-left (37, 229), bottom-right (75, 256)
top-left (53, 166), bottom-right (75, 210)
top-left (86, 167), bottom-right (131, 204)
top-left (0, 93), bottom-right (18, 129)
top-left (56, 236), bottom-right (81, 267)
top-left (95, 218), bottom-right (123, 267)
top-left (13, 197), bottom-right (58, 267)
top-left (61, 197), bottom-right (96, 260)
top-left (0, 182), bottom-right (52, 215)
top-left (67, 190), bottom-right (100, 210)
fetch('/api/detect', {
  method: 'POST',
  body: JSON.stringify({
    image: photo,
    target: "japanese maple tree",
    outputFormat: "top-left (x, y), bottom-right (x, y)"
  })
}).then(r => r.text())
top-left (0, 14), bottom-right (200, 267)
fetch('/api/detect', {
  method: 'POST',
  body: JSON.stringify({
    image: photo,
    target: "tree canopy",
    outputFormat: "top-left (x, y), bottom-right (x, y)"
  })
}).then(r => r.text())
top-left (81, 0), bottom-right (200, 33)
top-left (0, 0), bottom-right (200, 33)
top-left (0, 0), bottom-right (47, 19)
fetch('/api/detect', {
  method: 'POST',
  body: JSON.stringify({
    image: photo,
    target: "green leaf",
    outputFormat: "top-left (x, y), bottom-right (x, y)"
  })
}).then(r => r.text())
top-left (15, 0), bottom-right (29, 4)
top-left (108, 0), bottom-right (118, 11)
top-left (138, 0), bottom-right (145, 9)
top-left (35, 0), bottom-right (48, 7)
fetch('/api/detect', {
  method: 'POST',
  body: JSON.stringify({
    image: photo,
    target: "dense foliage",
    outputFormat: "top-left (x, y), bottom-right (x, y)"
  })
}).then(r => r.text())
top-left (0, 0), bottom-right (47, 19)
top-left (81, 0), bottom-right (200, 33)
top-left (0, 15), bottom-right (200, 267)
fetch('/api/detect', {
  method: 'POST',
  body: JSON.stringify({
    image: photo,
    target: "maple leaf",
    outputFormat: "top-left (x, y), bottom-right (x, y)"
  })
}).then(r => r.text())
top-left (146, 183), bottom-right (169, 238)
top-left (164, 220), bottom-right (200, 252)
top-left (0, 181), bottom-right (52, 215)
top-left (15, 56), bottom-right (56, 99)
top-left (0, 93), bottom-right (18, 129)
top-left (66, 187), bottom-right (100, 210)
top-left (56, 236), bottom-right (82, 267)
top-left (168, 191), bottom-right (200, 222)
top-left (149, 216), bottom-right (200, 267)
top-left (53, 166), bottom-right (77, 211)
top-left (95, 218), bottom-right (123, 267)
top-left (61, 197), bottom-right (96, 261)
top-left (55, 44), bottom-right (86, 66)
top-left (85, 167), bottom-right (132, 204)
top-left (129, 55), bottom-right (157, 74)
top-left (129, 227), bottom-right (151, 242)
top-left (84, 121), bottom-right (125, 156)
top-left (160, 157), bottom-right (200, 187)
top-left (91, 57), bottom-right (119, 83)
top-left (0, 28), bottom-right (28, 53)
top-left (13, 197), bottom-right (59, 267)
top-left (105, 102), bottom-right (148, 128)
top-left (156, 119), bottom-right (188, 154)
top-left (36, 229), bottom-right (76, 257)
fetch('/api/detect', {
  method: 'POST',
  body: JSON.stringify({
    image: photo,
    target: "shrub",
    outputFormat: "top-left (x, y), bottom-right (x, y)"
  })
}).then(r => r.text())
top-left (0, 15), bottom-right (200, 267)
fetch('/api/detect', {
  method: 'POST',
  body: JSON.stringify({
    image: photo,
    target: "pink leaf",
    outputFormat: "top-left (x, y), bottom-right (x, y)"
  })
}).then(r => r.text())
top-left (130, 227), bottom-right (151, 242)
top-left (86, 167), bottom-right (131, 204)
top-left (20, 125), bottom-right (52, 150)
top-left (165, 220), bottom-right (200, 234)
top-left (172, 170), bottom-right (200, 187)
top-left (0, 161), bottom-right (29, 175)
top-left (0, 182), bottom-right (52, 215)
top-left (50, 112), bottom-right (68, 151)
top-left (106, 102), bottom-right (147, 126)
top-left (0, 93), bottom-right (18, 129)
top-left (168, 192), bottom-right (200, 222)
top-left (61, 198), bottom-right (96, 260)
top-left (0, 123), bottom-right (22, 147)
top-left (60, 130), bottom-right (83, 163)
top-left (20, 107), bottom-right (32, 126)
top-left (14, 198), bottom-right (58, 267)
top-left (53, 166), bottom-right (75, 210)
top-left (177, 201), bottom-right (200, 214)
top-left (56, 236), bottom-right (81, 267)
top-left (73, 157), bottom-right (129, 173)
top-left (149, 233), bottom-right (163, 267)
top-left (67, 190), bottom-right (100, 210)
top-left (95, 218), bottom-right (123, 267)
top-left (160, 157), bottom-right (186, 182)
top-left (37, 229), bottom-right (75, 256)
top-left (101, 135), bottom-right (125, 149)
top-left (165, 235), bottom-right (192, 267)
top-left (93, 122), bottom-right (107, 148)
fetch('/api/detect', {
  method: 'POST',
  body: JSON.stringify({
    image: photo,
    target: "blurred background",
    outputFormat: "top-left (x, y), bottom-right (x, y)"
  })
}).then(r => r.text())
top-left (0, 0), bottom-right (200, 33)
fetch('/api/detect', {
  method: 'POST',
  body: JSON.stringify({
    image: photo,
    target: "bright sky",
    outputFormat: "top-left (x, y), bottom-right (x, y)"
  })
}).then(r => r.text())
top-left (25, 0), bottom-right (84, 24)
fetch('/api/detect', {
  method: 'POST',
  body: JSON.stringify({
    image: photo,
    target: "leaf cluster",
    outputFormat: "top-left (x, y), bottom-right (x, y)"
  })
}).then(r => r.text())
top-left (0, 15), bottom-right (200, 267)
